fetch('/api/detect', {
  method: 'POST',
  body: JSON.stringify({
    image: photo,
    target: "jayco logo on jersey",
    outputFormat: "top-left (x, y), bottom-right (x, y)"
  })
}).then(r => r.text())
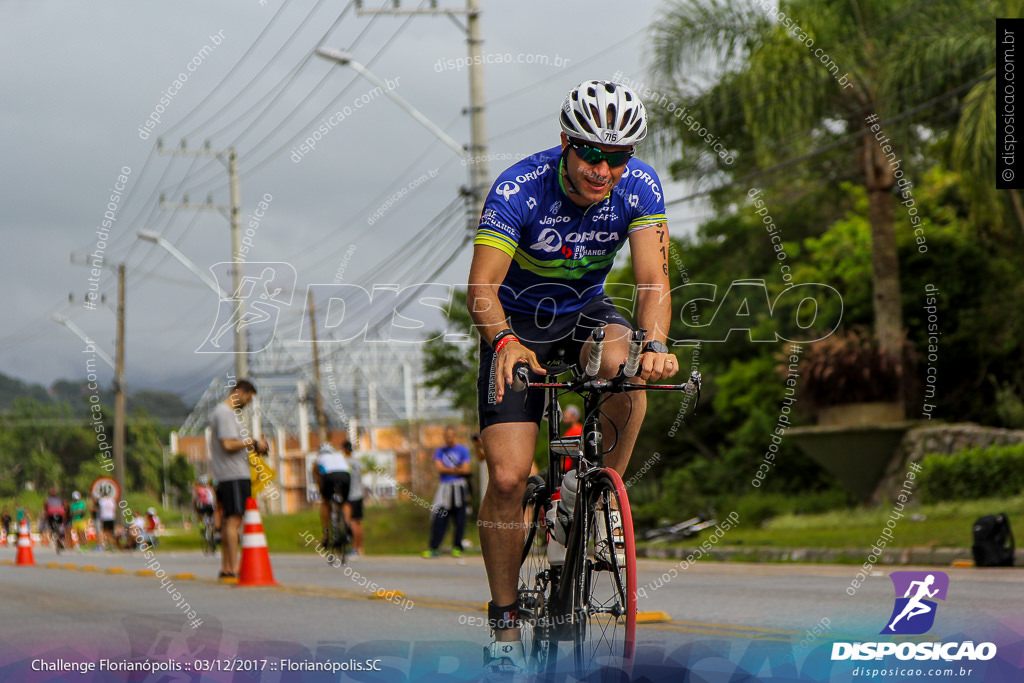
top-left (497, 181), bottom-right (520, 200)
top-left (539, 215), bottom-right (571, 227)
top-left (831, 571), bottom-right (998, 663)
top-left (630, 168), bottom-right (662, 201)
top-left (881, 571), bottom-right (948, 635)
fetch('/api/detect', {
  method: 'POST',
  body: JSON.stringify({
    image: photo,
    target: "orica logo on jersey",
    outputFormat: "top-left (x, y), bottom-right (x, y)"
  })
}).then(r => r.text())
top-left (496, 181), bottom-right (520, 201)
top-left (630, 168), bottom-right (662, 201)
top-left (514, 162), bottom-right (551, 184)
top-left (831, 571), bottom-right (997, 663)
top-left (529, 227), bottom-right (621, 255)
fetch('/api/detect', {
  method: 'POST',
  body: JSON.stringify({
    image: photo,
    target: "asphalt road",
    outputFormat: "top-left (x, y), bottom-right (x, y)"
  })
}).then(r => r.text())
top-left (1, 542), bottom-right (1021, 681)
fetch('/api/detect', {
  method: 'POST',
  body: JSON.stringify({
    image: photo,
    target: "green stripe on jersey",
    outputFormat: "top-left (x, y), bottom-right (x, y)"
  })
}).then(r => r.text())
top-left (475, 229), bottom-right (517, 257)
top-left (628, 214), bottom-right (667, 231)
top-left (512, 249), bottom-right (618, 280)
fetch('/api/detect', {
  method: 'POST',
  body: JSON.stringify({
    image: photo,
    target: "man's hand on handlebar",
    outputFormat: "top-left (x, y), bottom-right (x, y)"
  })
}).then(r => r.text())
top-left (494, 339), bottom-right (546, 403)
top-left (640, 351), bottom-right (679, 382)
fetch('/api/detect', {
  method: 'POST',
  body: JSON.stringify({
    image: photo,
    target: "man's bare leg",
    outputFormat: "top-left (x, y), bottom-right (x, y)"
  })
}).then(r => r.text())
top-left (479, 421), bottom-right (538, 642)
top-left (221, 514), bottom-right (242, 575)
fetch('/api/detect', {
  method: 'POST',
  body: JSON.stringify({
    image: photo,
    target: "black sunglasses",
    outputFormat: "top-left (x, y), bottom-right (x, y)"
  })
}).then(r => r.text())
top-left (567, 139), bottom-right (634, 167)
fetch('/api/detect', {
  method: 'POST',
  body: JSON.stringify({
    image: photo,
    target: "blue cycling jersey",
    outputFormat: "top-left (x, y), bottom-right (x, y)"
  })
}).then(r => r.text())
top-left (474, 145), bottom-right (666, 317)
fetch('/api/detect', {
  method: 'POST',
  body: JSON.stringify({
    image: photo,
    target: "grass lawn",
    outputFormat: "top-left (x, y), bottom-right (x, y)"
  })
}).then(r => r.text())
top-left (156, 498), bottom-right (483, 555)
top-left (708, 495), bottom-right (1024, 549)
top-left (10, 491), bottom-right (1020, 559)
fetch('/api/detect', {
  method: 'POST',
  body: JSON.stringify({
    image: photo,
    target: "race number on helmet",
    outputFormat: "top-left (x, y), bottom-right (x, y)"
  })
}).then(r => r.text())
top-left (559, 80), bottom-right (647, 146)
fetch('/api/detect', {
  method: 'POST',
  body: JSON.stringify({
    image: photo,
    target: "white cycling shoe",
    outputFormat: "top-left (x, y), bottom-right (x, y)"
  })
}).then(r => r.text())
top-left (483, 639), bottom-right (529, 680)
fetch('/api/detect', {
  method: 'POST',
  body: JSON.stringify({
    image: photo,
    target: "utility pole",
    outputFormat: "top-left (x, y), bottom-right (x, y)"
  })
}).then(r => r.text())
top-left (114, 263), bottom-right (126, 492)
top-left (307, 291), bottom-right (329, 446)
top-left (355, 0), bottom-right (488, 234)
top-left (62, 257), bottom-right (128, 493)
top-left (158, 140), bottom-right (248, 380)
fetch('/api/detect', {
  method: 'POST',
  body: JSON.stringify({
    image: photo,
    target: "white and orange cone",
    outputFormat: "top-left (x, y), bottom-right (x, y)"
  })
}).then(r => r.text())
top-left (236, 498), bottom-right (277, 586)
top-left (15, 519), bottom-right (35, 566)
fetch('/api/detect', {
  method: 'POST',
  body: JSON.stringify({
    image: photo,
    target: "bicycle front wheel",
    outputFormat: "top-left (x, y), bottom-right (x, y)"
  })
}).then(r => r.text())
top-left (572, 468), bottom-right (637, 676)
top-left (518, 475), bottom-right (558, 674)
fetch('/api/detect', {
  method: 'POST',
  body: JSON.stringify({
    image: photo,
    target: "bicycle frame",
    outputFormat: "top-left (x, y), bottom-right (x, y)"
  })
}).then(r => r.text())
top-left (519, 343), bottom-right (701, 643)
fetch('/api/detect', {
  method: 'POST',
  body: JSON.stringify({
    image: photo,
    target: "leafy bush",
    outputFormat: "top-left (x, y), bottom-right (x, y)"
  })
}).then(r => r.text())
top-left (918, 445), bottom-right (1024, 502)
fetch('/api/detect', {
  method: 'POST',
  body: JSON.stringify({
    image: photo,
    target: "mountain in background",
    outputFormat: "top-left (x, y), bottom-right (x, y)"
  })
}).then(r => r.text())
top-left (0, 371), bottom-right (191, 426)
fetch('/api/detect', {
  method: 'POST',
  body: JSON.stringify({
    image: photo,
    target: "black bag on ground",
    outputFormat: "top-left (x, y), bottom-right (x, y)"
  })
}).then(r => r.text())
top-left (971, 513), bottom-right (1015, 567)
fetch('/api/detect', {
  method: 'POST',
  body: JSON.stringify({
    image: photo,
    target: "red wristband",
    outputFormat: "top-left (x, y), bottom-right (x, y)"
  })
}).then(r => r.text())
top-left (494, 335), bottom-right (518, 356)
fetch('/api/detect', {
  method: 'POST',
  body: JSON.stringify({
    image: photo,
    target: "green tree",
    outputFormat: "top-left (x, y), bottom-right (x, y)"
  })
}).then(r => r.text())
top-left (422, 289), bottom-right (479, 421)
top-left (649, 0), bottom-right (996, 396)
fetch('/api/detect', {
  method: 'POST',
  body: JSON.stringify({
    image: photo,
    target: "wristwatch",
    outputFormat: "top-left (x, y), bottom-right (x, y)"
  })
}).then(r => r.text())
top-left (642, 340), bottom-right (669, 354)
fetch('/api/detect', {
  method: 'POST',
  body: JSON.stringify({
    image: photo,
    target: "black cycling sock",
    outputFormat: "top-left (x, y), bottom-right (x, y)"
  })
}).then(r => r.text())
top-left (488, 601), bottom-right (519, 631)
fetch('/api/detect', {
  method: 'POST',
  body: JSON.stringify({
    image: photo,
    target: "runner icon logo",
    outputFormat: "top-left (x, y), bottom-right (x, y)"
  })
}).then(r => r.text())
top-left (881, 571), bottom-right (949, 635)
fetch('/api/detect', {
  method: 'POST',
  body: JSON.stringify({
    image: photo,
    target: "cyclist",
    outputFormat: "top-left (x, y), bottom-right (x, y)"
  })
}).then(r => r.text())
top-left (467, 80), bottom-right (679, 675)
top-left (69, 491), bottom-right (88, 551)
top-left (311, 443), bottom-right (351, 547)
top-left (341, 440), bottom-right (365, 557)
top-left (193, 475), bottom-right (217, 538)
top-left (44, 490), bottom-right (68, 548)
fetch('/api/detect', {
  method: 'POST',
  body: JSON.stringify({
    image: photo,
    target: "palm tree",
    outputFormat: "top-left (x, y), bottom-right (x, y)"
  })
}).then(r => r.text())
top-left (647, 0), bottom-right (997, 397)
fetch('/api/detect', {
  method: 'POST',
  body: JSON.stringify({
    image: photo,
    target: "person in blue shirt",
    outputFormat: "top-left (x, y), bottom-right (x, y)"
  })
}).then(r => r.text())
top-left (423, 427), bottom-right (472, 559)
top-left (468, 80), bottom-right (681, 674)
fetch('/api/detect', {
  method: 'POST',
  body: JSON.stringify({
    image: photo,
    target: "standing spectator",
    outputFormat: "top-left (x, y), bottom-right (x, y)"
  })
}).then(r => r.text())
top-left (423, 427), bottom-right (471, 558)
top-left (1, 508), bottom-right (11, 545)
top-left (96, 492), bottom-right (117, 550)
top-left (342, 440), bottom-right (365, 557)
top-left (562, 404), bottom-right (583, 437)
top-left (210, 379), bottom-right (268, 581)
top-left (144, 508), bottom-right (162, 545)
top-left (69, 492), bottom-right (88, 551)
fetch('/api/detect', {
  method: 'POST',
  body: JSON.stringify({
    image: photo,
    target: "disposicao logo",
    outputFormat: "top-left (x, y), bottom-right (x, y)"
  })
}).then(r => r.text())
top-left (831, 571), bottom-right (997, 662)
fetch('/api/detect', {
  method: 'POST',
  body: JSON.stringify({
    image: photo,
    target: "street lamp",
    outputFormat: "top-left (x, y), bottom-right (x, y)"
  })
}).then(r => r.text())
top-left (315, 47), bottom-right (470, 162)
top-left (137, 230), bottom-right (224, 296)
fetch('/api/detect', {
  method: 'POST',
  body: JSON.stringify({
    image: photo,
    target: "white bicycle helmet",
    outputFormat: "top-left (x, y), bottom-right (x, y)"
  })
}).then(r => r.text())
top-left (560, 80), bottom-right (647, 146)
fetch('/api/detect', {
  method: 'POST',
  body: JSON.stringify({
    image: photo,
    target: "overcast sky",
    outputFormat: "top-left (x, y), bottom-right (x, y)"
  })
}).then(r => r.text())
top-left (1, 0), bottom-right (704, 401)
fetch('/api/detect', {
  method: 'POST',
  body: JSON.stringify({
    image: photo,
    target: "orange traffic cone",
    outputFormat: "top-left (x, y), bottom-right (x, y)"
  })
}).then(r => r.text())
top-left (236, 498), bottom-right (277, 586)
top-left (16, 519), bottom-right (35, 566)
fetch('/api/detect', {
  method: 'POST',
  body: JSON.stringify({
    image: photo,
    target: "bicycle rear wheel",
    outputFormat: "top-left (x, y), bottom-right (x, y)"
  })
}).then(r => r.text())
top-left (572, 468), bottom-right (636, 677)
top-left (518, 475), bottom-right (558, 674)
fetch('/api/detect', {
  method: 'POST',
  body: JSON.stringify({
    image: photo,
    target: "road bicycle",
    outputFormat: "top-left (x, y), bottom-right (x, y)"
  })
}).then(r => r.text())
top-left (50, 516), bottom-right (68, 555)
top-left (325, 491), bottom-right (352, 566)
top-left (198, 510), bottom-right (218, 556)
top-left (512, 327), bottom-right (702, 677)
